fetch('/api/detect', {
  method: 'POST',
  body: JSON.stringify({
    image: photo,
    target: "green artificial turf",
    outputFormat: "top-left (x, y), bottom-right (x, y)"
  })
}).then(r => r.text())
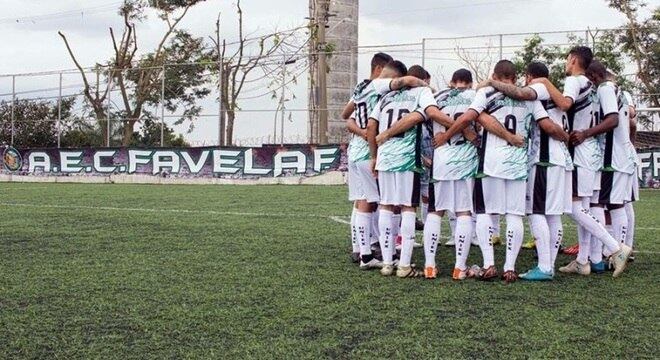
top-left (0, 183), bottom-right (657, 359)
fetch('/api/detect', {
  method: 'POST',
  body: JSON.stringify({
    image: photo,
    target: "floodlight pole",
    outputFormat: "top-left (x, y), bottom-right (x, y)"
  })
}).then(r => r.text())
top-left (421, 38), bottom-right (426, 67)
top-left (10, 75), bottom-right (15, 146)
top-left (160, 66), bottom-right (165, 147)
top-left (57, 72), bottom-right (62, 148)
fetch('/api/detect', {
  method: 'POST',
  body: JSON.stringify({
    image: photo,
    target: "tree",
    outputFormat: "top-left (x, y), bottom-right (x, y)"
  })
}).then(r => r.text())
top-left (609, 0), bottom-right (660, 108)
top-left (0, 98), bottom-right (75, 148)
top-left (209, 0), bottom-right (309, 146)
top-left (59, 0), bottom-right (210, 146)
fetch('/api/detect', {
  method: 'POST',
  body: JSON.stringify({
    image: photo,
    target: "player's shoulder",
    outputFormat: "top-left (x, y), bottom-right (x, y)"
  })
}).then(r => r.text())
top-left (477, 86), bottom-right (499, 99)
top-left (353, 79), bottom-right (371, 96)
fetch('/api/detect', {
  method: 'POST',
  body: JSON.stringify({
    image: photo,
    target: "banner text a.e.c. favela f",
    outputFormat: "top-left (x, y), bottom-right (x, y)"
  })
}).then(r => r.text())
top-left (1, 145), bottom-right (348, 179)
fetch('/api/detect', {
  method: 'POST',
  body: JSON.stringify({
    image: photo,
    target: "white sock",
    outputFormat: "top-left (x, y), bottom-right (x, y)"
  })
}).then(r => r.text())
top-left (454, 215), bottom-right (473, 271)
top-left (378, 209), bottom-right (394, 265)
top-left (355, 211), bottom-right (372, 259)
top-left (350, 207), bottom-right (359, 253)
top-left (503, 214), bottom-right (524, 272)
top-left (392, 213), bottom-right (401, 240)
top-left (448, 211), bottom-right (457, 238)
top-left (569, 201), bottom-right (620, 254)
top-left (610, 207), bottom-right (628, 246)
top-left (574, 197), bottom-right (590, 264)
top-left (399, 212), bottom-right (417, 267)
top-left (370, 208), bottom-right (380, 244)
top-left (529, 214), bottom-right (552, 273)
top-left (624, 202), bottom-right (635, 248)
top-left (476, 214), bottom-right (495, 268)
top-left (421, 202), bottom-right (429, 223)
top-left (423, 213), bottom-right (442, 268)
top-left (546, 215), bottom-right (563, 267)
top-left (590, 206), bottom-right (605, 263)
top-left (490, 214), bottom-right (501, 238)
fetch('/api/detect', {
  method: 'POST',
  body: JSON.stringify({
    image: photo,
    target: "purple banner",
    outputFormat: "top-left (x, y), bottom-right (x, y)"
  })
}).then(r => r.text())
top-left (1, 144), bottom-right (349, 179)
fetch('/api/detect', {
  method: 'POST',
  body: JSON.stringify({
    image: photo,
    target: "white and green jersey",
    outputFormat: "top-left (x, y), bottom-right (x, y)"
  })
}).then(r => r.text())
top-left (432, 88), bottom-right (479, 180)
top-left (528, 83), bottom-right (573, 170)
top-left (370, 87), bottom-right (436, 173)
top-left (596, 81), bottom-right (636, 174)
top-left (347, 78), bottom-right (392, 162)
top-left (564, 75), bottom-right (601, 171)
top-left (469, 86), bottom-right (549, 180)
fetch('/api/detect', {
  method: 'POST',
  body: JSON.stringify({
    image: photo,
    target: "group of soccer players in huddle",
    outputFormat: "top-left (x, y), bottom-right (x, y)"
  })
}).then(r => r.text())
top-left (342, 46), bottom-right (638, 283)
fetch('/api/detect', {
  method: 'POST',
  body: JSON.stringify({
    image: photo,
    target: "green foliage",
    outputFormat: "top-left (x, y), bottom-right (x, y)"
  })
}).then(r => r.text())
top-left (0, 98), bottom-right (75, 148)
top-left (130, 117), bottom-right (189, 147)
top-left (0, 183), bottom-right (657, 358)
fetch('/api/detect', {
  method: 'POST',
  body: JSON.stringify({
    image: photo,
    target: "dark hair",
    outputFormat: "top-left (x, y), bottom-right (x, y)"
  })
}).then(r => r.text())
top-left (493, 60), bottom-right (517, 81)
top-left (586, 59), bottom-right (607, 81)
top-left (371, 52), bottom-right (393, 72)
top-left (525, 61), bottom-right (549, 79)
top-left (407, 64), bottom-right (427, 80)
top-left (451, 68), bottom-right (473, 84)
top-left (385, 60), bottom-right (408, 77)
top-left (423, 69), bottom-right (431, 81)
top-left (568, 46), bottom-right (593, 69)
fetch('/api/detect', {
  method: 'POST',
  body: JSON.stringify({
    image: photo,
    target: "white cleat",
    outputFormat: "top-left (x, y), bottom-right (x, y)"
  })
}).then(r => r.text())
top-left (611, 244), bottom-right (633, 278)
top-left (380, 264), bottom-right (394, 276)
top-left (359, 258), bottom-right (383, 270)
top-left (445, 239), bottom-right (456, 246)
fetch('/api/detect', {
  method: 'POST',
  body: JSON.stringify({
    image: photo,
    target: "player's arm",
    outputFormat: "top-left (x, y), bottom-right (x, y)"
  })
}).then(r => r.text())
top-left (538, 118), bottom-right (570, 143)
top-left (346, 116), bottom-right (365, 139)
top-left (341, 100), bottom-right (355, 120)
top-left (425, 106), bottom-right (478, 142)
top-left (630, 115), bottom-right (637, 143)
top-left (389, 76), bottom-right (428, 91)
top-left (573, 113), bottom-right (617, 145)
top-left (477, 112), bottom-right (525, 147)
top-left (433, 110), bottom-right (478, 147)
top-left (531, 78), bottom-right (573, 111)
top-left (375, 111), bottom-right (424, 145)
top-left (481, 79), bottom-right (538, 101)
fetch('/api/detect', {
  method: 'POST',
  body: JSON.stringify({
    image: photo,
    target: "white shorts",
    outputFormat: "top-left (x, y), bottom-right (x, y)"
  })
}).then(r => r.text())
top-left (473, 176), bottom-right (526, 216)
top-left (429, 179), bottom-right (474, 213)
top-left (593, 171), bottom-right (634, 205)
top-left (378, 170), bottom-right (420, 207)
top-left (631, 173), bottom-right (640, 202)
top-left (572, 166), bottom-right (597, 198)
top-left (347, 160), bottom-right (380, 203)
top-left (589, 171), bottom-right (601, 204)
top-left (526, 165), bottom-right (570, 215)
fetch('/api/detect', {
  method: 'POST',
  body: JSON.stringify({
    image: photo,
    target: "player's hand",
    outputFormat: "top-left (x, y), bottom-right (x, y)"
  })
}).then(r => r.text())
top-left (360, 129), bottom-right (368, 141)
top-left (422, 156), bottom-right (432, 168)
top-left (570, 130), bottom-right (586, 145)
top-left (375, 131), bottom-right (390, 145)
top-left (433, 132), bottom-right (449, 148)
top-left (476, 79), bottom-right (491, 89)
top-left (507, 133), bottom-right (525, 148)
top-left (370, 158), bottom-right (378, 178)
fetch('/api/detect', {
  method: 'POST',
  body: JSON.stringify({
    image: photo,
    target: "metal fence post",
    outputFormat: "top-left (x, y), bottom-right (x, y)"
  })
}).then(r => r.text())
top-left (10, 75), bottom-right (15, 146)
top-left (106, 72), bottom-right (112, 147)
top-left (218, 54), bottom-right (224, 146)
top-left (160, 65), bottom-right (165, 147)
top-left (421, 38), bottom-right (426, 67)
top-left (280, 56), bottom-right (286, 146)
top-left (499, 34), bottom-right (503, 59)
top-left (57, 72), bottom-right (62, 148)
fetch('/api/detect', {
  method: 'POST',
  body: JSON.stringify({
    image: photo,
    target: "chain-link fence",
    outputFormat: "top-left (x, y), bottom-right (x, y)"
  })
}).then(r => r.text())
top-left (0, 27), bottom-right (657, 148)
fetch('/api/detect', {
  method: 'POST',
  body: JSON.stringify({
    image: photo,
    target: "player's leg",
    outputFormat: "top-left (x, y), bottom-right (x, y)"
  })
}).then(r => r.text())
top-left (626, 173), bottom-right (638, 251)
top-left (396, 171), bottom-right (423, 278)
top-left (599, 171), bottom-right (633, 277)
top-left (347, 160), bottom-right (363, 262)
top-left (377, 171), bottom-right (397, 275)
top-left (547, 214), bottom-right (563, 268)
top-left (521, 165), bottom-right (554, 280)
top-left (473, 176), bottom-right (499, 280)
top-left (502, 179), bottom-right (526, 283)
top-left (423, 182), bottom-right (441, 279)
top-left (444, 211), bottom-right (457, 246)
top-left (449, 178), bottom-right (474, 280)
top-left (356, 160), bottom-right (381, 257)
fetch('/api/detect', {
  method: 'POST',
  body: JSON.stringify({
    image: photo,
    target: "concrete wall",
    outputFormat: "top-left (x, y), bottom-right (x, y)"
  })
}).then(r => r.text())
top-left (309, 0), bottom-right (359, 143)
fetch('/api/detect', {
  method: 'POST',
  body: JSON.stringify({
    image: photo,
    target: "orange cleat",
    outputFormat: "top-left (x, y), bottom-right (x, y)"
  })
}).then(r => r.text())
top-left (424, 266), bottom-right (438, 279)
top-left (452, 267), bottom-right (467, 280)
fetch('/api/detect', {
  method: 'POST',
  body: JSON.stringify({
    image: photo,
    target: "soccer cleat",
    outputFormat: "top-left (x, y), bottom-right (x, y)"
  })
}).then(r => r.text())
top-left (502, 270), bottom-right (519, 284)
top-left (424, 266), bottom-right (438, 279)
top-left (471, 236), bottom-right (479, 246)
top-left (522, 238), bottom-right (536, 249)
top-left (478, 265), bottom-right (498, 281)
top-left (359, 258), bottom-right (383, 270)
top-left (444, 239), bottom-right (456, 246)
top-left (610, 244), bottom-right (633, 278)
top-left (562, 244), bottom-right (579, 256)
top-left (415, 219), bottom-right (425, 231)
top-left (395, 235), bottom-right (402, 250)
top-left (519, 266), bottom-right (553, 281)
top-left (491, 235), bottom-right (502, 246)
top-left (466, 264), bottom-right (482, 278)
top-left (413, 241), bottom-right (423, 249)
top-left (590, 261), bottom-right (606, 274)
top-left (396, 265), bottom-right (424, 278)
top-left (350, 252), bottom-right (360, 263)
top-left (452, 267), bottom-right (467, 280)
top-left (558, 260), bottom-right (591, 275)
top-left (380, 264), bottom-right (395, 276)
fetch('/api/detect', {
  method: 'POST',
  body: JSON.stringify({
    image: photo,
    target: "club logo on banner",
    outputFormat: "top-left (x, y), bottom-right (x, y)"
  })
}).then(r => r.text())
top-left (3, 146), bottom-right (22, 172)
top-left (0, 145), bottom-right (348, 179)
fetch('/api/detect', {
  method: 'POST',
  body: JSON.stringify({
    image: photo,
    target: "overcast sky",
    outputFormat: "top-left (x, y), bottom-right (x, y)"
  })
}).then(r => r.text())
top-left (0, 0), bottom-right (655, 144)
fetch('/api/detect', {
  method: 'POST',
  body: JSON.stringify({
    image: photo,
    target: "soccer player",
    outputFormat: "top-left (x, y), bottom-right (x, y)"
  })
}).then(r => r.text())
top-left (579, 60), bottom-right (634, 276)
top-left (533, 49), bottom-right (633, 277)
top-left (623, 88), bottom-right (638, 255)
top-left (434, 60), bottom-right (547, 283)
top-left (481, 61), bottom-right (573, 280)
top-left (341, 54), bottom-right (428, 269)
